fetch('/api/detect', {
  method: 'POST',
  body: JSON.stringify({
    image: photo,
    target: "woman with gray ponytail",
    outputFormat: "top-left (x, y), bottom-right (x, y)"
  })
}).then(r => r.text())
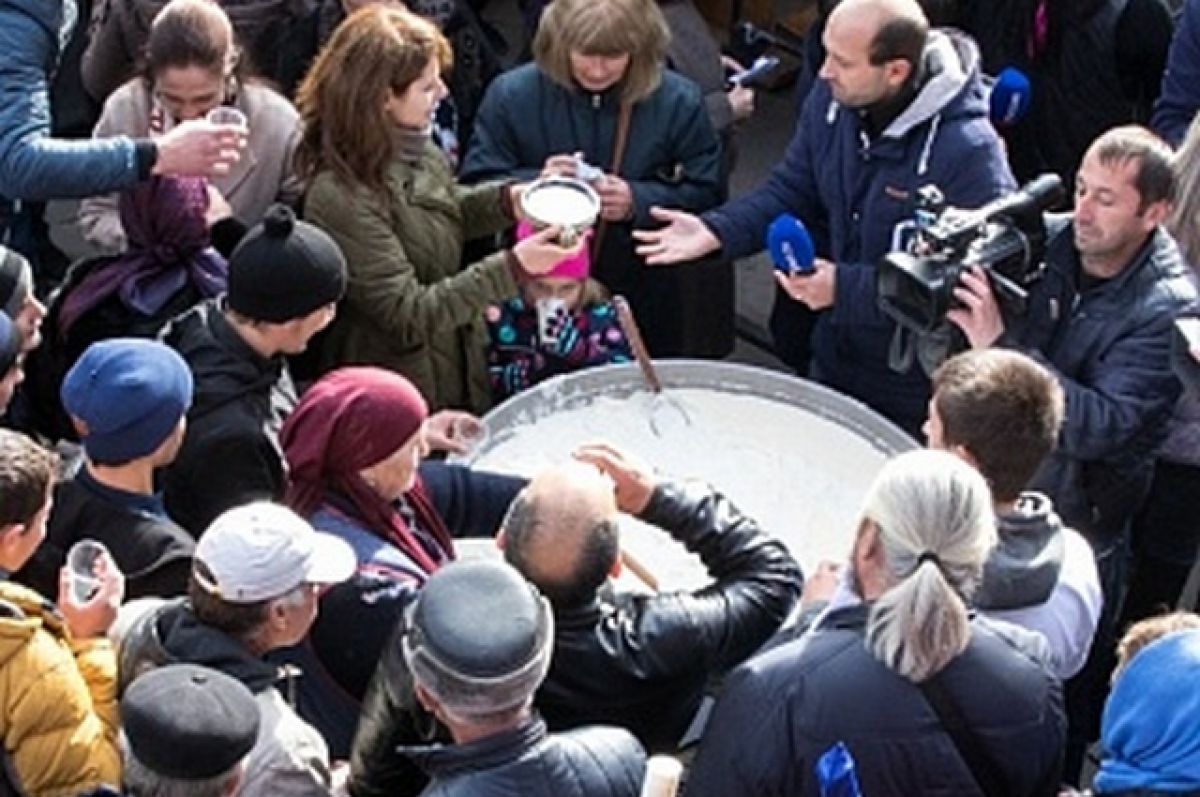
top-left (689, 449), bottom-right (1067, 797)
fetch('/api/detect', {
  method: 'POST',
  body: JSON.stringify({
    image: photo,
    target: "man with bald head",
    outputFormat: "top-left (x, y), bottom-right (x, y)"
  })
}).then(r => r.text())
top-left (499, 444), bottom-right (802, 753)
top-left (635, 0), bottom-right (1014, 435)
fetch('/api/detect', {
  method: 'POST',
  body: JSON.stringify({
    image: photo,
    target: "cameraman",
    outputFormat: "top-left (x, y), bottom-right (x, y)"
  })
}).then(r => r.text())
top-left (946, 124), bottom-right (1199, 784)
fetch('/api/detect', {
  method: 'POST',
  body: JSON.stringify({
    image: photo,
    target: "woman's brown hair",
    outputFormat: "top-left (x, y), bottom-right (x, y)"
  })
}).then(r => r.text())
top-left (533, 0), bottom-right (670, 104)
top-left (142, 0), bottom-right (238, 83)
top-left (294, 5), bottom-right (451, 202)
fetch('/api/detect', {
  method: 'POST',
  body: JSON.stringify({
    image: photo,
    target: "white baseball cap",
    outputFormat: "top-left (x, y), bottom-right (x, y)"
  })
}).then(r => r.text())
top-left (194, 502), bottom-right (356, 603)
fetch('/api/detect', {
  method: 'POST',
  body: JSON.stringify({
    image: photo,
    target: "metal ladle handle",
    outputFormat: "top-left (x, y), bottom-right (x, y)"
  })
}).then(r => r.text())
top-left (613, 295), bottom-right (662, 393)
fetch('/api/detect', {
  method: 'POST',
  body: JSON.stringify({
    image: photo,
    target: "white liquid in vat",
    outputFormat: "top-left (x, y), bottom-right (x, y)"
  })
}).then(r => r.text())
top-left (522, 183), bottom-right (597, 227)
top-left (473, 388), bottom-right (896, 589)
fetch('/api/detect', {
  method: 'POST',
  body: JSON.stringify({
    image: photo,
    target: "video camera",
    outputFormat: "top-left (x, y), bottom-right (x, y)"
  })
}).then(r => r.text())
top-left (877, 174), bottom-right (1064, 335)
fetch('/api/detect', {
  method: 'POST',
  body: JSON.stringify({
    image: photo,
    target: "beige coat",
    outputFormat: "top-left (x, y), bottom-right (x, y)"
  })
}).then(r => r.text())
top-left (78, 80), bottom-right (303, 254)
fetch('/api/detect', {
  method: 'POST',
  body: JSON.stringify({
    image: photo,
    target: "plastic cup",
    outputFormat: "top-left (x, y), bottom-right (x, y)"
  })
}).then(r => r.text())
top-left (639, 755), bottom-right (683, 797)
top-left (450, 416), bottom-right (488, 457)
top-left (66, 539), bottom-right (109, 603)
top-left (206, 106), bottom-right (247, 130)
top-left (536, 297), bottom-right (569, 347)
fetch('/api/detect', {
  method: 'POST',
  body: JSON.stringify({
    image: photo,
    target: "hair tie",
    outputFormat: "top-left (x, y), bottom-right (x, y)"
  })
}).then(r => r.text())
top-left (917, 551), bottom-right (941, 568)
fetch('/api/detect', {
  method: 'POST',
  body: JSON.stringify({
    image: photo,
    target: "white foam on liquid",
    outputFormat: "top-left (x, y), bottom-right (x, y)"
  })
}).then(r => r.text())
top-left (473, 388), bottom-right (894, 589)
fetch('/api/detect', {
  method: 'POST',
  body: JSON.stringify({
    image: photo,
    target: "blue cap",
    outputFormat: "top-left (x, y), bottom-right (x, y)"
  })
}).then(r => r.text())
top-left (989, 67), bottom-right (1032, 127)
top-left (767, 213), bottom-right (815, 275)
top-left (62, 338), bottom-right (194, 464)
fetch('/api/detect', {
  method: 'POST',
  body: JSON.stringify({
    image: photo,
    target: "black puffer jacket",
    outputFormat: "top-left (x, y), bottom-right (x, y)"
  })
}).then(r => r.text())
top-left (409, 716), bottom-right (644, 797)
top-left (688, 605), bottom-right (1066, 797)
top-left (347, 479), bottom-right (801, 797)
top-left (161, 299), bottom-right (297, 536)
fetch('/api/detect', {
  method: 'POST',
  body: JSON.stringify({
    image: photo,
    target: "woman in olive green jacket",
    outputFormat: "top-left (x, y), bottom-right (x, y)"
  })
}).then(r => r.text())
top-left (296, 5), bottom-right (572, 413)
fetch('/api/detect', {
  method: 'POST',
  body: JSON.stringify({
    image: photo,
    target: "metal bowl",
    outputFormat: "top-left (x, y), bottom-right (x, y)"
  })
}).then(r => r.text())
top-left (521, 176), bottom-right (601, 248)
top-left (457, 361), bottom-right (918, 587)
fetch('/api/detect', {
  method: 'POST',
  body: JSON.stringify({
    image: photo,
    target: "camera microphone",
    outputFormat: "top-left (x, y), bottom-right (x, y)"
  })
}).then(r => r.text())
top-left (989, 67), bottom-right (1032, 127)
top-left (767, 214), bottom-right (815, 276)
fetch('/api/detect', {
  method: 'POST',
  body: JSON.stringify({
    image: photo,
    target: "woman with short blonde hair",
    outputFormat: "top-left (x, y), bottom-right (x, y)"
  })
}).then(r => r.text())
top-left (533, 0), bottom-right (670, 104)
top-left (462, 0), bottom-right (723, 357)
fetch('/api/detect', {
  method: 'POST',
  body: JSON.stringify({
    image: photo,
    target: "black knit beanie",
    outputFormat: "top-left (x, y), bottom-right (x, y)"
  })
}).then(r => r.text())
top-left (227, 205), bottom-right (347, 322)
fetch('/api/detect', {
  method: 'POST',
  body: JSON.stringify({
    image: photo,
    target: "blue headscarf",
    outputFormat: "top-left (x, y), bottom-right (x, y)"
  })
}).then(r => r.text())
top-left (1094, 629), bottom-right (1200, 793)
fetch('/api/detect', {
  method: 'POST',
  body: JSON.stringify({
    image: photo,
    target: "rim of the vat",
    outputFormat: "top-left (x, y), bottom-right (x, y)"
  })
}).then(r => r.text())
top-left (454, 360), bottom-right (919, 466)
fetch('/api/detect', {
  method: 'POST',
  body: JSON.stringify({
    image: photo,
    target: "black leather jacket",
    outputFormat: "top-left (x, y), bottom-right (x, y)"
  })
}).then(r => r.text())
top-left (347, 478), bottom-right (802, 796)
top-left (407, 716), bottom-right (645, 797)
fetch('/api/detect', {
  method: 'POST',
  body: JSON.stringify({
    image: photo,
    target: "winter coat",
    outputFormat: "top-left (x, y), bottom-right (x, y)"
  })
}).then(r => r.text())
top-left (701, 30), bottom-right (1015, 432)
top-left (81, 0), bottom-right (321, 101)
top-left (14, 472), bottom-right (194, 602)
top-left (485, 295), bottom-right (631, 402)
top-left (1154, 0), bottom-right (1200, 146)
top-left (1005, 220), bottom-right (1199, 550)
top-left (0, 580), bottom-right (121, 797)
top-left (976, 492), bottom-right (1103, 679)
top-left (411, 716), bottom-right (645, 797)
top-left (304, 142), bottom-right (518, 414)
top-left (687, 605), bottom-right (1066, 797)
top-left (0, 0), bottom-right (145, 209)
top-left (79, 80), bottom-right (302, 254)
top-left (161, 299), bottom-right (297, 535)
top-left (118, 599), bottom-right (333, 797)
top-left (461, 63), bottom-right (724, 357)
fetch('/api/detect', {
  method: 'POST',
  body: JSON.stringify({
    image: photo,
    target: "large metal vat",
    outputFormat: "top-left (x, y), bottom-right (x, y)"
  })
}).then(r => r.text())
top-left (459, 360), bottom-right (917, 588)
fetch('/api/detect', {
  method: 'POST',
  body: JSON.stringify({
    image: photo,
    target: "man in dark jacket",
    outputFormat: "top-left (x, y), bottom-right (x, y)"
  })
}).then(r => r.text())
top-left (635, 0), bottom-right (1014, 435)
top-left (687, 449), bottom-right (1065, 797)
top-left (503, 445), bottom-right (802, 752)
top-left (0, 0), bottom-right (243, 245)
top-left (15, 338), bottom-right (196, 600)
top-left (398, 560), bottom-right (645, 797)
top-left (946, 124), bottom-right (1199, 780)
top-left (161, 205), bottom-right (346, 536)
top-left (347, 444), bottom-right (801, 796)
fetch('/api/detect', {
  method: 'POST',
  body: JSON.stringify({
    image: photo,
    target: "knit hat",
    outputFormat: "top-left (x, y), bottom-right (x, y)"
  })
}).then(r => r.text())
top-left (194, 501), bottom-right (355, 603)
top-left (61, 338), bottom-right (193, 464)
top-left (1095, 629), bottom-right (1200, 793)
top-left (227, 205), bottom-right (347, 322)
top-left (122, 664), bottom-right (260, 780)
top-left (403, 560), bottom-right (553, 718)
top-left (0, 246), bottom-right (33, 319)
top-left (516, 220), bottom-right (590, 280)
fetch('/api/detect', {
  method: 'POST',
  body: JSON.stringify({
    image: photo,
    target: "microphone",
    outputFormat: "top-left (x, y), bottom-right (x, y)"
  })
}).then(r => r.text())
top-left (767, 214), bottom-right (815, 276)
top-left (989, 67), bottom-right (1031, 127)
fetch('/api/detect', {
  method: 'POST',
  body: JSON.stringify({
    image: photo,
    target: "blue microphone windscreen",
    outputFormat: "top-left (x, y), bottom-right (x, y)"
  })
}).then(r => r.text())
top-left (767, 213), bottom-right (815, 275)
top-left (990, 67), bottom-right (1032, 126)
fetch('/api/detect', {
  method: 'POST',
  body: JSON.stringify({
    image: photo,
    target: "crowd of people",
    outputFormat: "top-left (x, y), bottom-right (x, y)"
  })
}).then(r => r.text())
top-left (0, 0), bottom-right (1199, 791)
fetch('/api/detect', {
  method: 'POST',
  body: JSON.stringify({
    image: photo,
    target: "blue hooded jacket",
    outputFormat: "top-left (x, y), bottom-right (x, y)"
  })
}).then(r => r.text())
top-left (0, 0), bottom-right (143, 205)
top-left (703, 30), bottom-right (1015, 430)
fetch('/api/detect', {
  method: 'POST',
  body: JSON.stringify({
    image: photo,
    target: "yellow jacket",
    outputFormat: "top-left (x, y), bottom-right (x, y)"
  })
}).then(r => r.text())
top-left (0, 581), bottom-right (120, 796)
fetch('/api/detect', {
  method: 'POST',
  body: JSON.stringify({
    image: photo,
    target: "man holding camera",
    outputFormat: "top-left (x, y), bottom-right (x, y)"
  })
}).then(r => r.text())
top-left (947, 124), bottom-right (1198, 782)
top-left (635, 0), bottom-right (1014, 435)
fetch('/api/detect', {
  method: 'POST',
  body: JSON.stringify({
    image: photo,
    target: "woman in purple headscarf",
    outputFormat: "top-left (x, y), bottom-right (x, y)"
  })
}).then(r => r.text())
top-left (22, 175), bottom-right (227, 442)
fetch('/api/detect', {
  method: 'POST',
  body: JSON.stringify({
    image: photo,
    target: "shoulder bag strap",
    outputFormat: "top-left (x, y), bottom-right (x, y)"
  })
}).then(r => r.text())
top-left (917, 675), bottom-right (1010, 797)
top-left (590, 99), bottom-right (634, 261)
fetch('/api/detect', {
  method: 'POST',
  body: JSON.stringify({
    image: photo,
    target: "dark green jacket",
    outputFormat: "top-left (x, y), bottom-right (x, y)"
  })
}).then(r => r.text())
top-left (304, 144), bottom-right (516, 413)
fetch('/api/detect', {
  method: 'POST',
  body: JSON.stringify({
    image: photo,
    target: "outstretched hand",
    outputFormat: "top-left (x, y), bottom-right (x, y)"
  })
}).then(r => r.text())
top-left (633, 206), bottom-right (721, 265)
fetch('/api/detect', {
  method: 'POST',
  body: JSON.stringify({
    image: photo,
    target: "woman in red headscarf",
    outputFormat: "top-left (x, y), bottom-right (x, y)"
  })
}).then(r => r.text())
top-left (278, 366), bottom-right (460, 756)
